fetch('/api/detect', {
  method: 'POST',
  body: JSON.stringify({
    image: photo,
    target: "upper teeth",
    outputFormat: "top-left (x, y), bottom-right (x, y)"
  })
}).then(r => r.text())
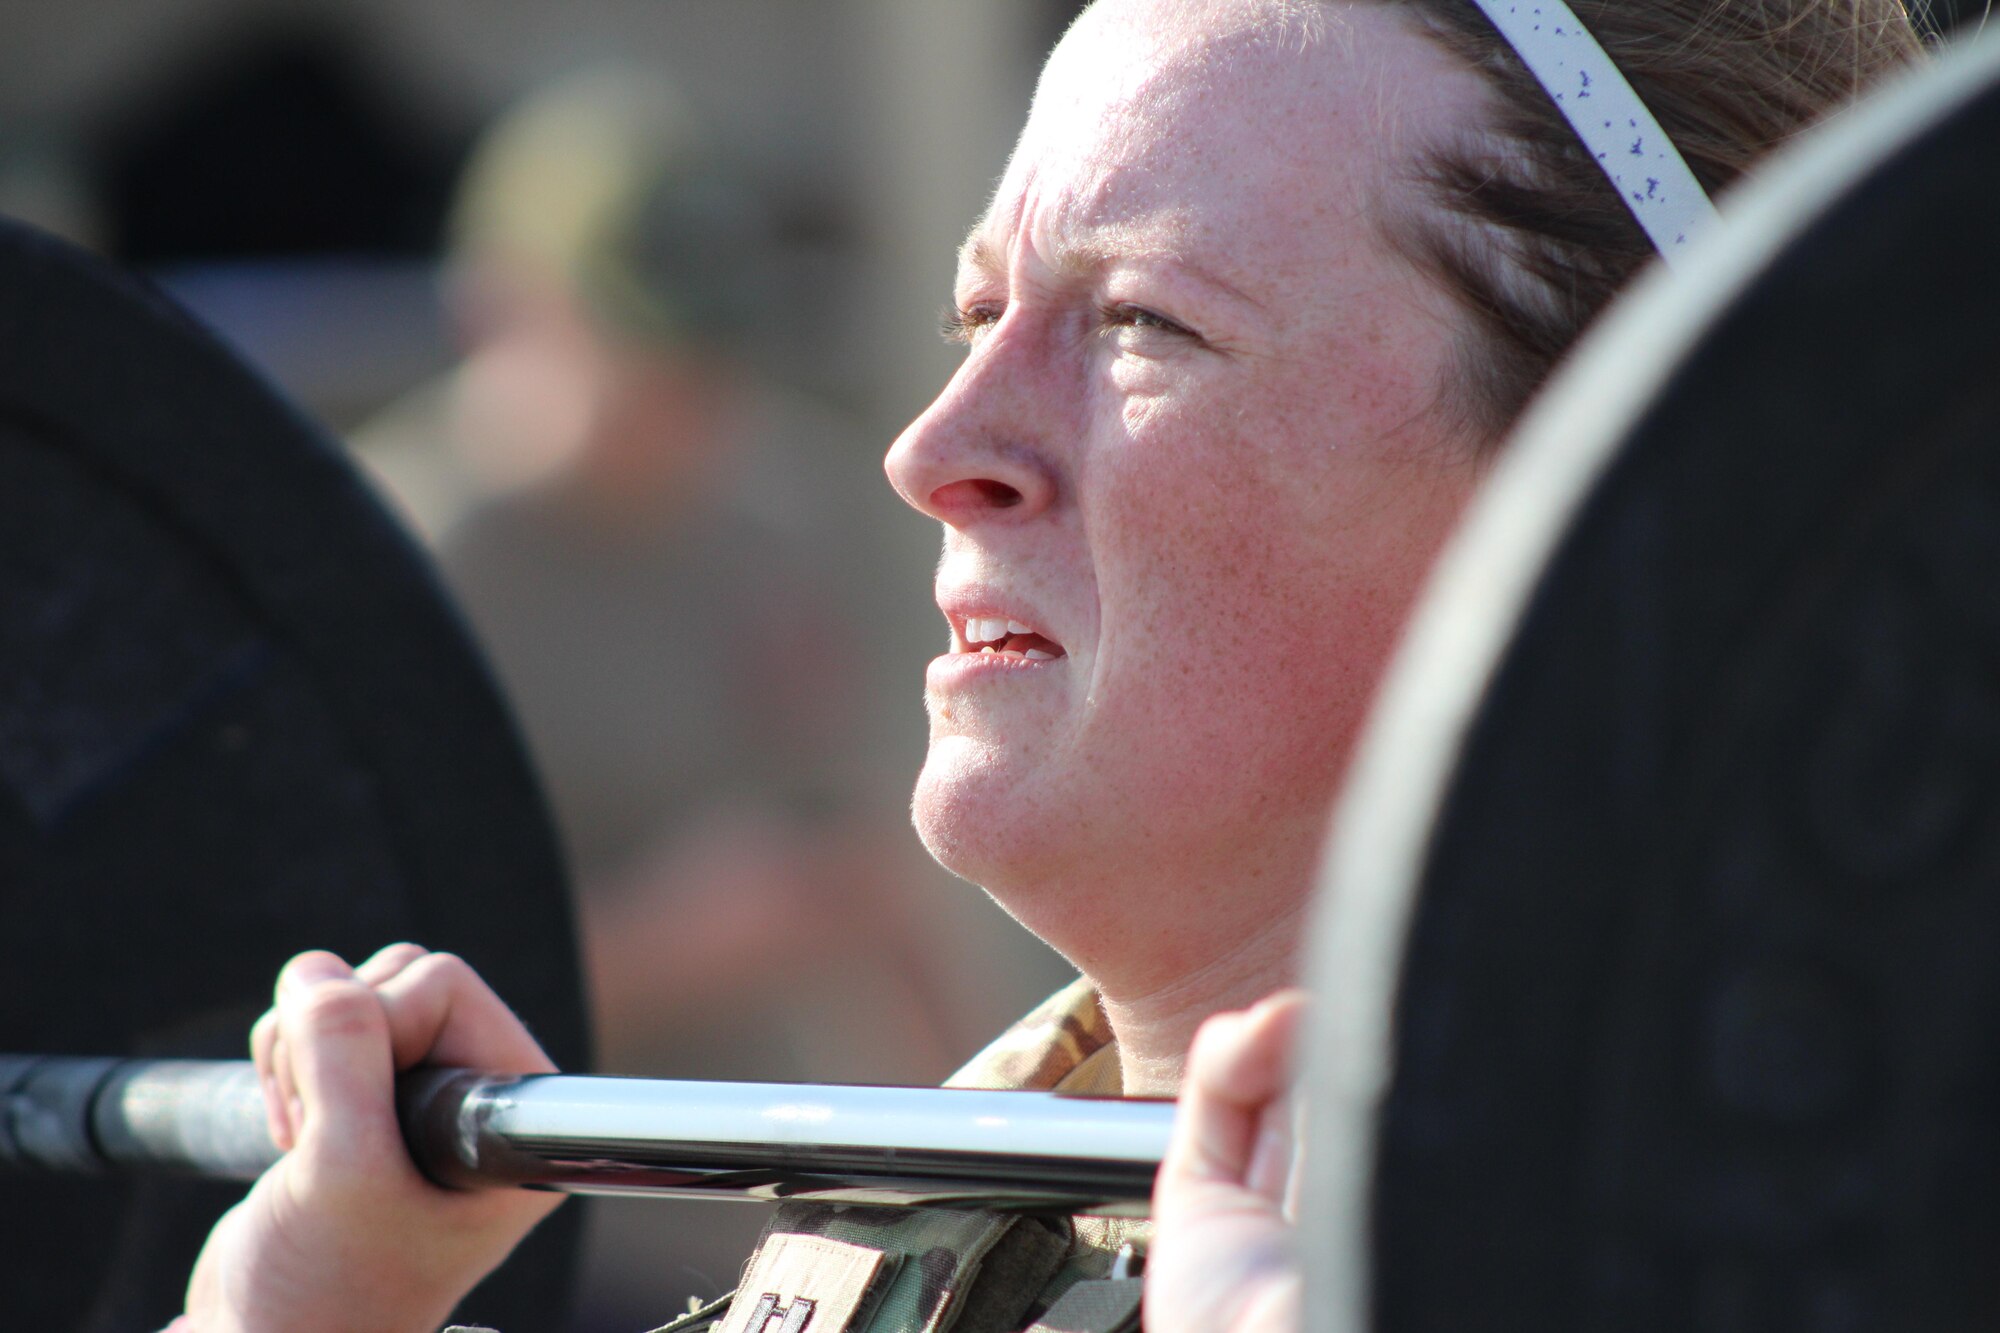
top-left (966, 616), bottom-right (1033, 645)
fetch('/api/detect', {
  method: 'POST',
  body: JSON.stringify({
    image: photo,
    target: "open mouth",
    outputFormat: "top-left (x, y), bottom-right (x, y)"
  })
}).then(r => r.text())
top-left (955, 615), bottom-right (1065, 661)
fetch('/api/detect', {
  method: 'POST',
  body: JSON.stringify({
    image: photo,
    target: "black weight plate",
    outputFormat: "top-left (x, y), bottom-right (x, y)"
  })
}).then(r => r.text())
top-left (1306, 33), bottom-right (2000, 1333)
top-left (0, 220), bottom-right (588, 1331)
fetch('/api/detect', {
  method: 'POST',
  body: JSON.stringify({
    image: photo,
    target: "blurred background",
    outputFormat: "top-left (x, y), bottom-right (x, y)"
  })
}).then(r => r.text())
top-left (0, 0), bottom-right (1098, 1326)
top-left (0, 0), bottom-right (1986, 1327)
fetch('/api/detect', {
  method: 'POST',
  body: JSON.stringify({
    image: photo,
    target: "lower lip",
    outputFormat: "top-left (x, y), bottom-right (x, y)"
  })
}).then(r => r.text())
top-left (927, 651), bottom-right (1063, 689)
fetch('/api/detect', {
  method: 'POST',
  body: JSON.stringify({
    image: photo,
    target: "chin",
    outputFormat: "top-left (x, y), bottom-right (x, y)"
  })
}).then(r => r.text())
top-left (909, 767), bottom-right (1021, 889)
top-left (908, 739), bottom-right (1070, 904)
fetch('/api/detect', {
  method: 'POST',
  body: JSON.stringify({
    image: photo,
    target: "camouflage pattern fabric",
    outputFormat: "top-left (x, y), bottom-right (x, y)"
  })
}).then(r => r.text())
top-left (645, 976), bottom-right (1149, 1332)
top-left (942, 976), bottom-right (1116, 1094)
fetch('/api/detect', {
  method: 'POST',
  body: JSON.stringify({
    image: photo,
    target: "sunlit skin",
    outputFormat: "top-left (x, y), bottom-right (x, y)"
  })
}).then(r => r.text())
top-left (885, 0), bottom-right (1493, 1093)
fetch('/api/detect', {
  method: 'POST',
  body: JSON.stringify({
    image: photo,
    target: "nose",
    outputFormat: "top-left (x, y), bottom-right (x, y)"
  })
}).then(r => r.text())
top-left (884, 350), bottom-right (1057, 528)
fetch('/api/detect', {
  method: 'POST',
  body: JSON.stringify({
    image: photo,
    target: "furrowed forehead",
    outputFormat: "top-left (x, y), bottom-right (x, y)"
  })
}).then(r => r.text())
top-left (953, 12), bottom-right (1307, 288)
top-left (954, 209), bottom-right (1202, 288)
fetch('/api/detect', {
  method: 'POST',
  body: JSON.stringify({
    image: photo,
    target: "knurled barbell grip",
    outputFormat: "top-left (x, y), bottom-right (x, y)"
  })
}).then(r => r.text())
top-left (0, 1058), bottom-right (533, 1183)
top-left (0, 1056), bottom-right (278, 1179)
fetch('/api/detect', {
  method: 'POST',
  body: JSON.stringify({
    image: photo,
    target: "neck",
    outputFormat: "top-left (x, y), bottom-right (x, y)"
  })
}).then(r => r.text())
top-left (1094, 905), bottom-right (1306, 1097)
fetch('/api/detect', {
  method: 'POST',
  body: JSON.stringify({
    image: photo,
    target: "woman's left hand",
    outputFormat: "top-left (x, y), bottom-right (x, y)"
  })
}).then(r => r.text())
top-left (1145, 990), bottom-right (1306, 1333)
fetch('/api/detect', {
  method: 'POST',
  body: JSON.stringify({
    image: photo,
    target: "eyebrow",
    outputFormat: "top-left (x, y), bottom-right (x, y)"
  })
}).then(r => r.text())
top-left (954, 225), bottom-right (1265, 313)
top-left (958, 232), bottom-right (1004, 278)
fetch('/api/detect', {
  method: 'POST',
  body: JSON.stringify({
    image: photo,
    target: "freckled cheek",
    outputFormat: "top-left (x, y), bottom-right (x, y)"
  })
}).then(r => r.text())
top-left (1089, 437), bottom-right (1346, 691)
top-left (1105, 391), bottom-right (1351, 553)
top-left (1085, 399), bottom-right (1422, 757)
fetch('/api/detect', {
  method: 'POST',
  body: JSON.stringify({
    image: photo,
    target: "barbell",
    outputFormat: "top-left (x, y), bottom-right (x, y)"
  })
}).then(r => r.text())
top-left (1, 1055), bottom-right (1167, 1216)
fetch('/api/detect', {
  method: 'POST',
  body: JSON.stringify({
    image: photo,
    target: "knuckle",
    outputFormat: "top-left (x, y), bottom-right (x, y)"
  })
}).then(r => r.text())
top-left (408, 950), bottom-right (473, 988)
top-left (355, 941), bottom-right (431, 986)
top-left (368, 941), bottom-right (430, 968)
top-left (1188, 1013), bottom-right (1247, 1074)
top-left (1191, 1009), bottom-right (1237, 1050)
top-left (290, 977), bottom-right (387, 1040)
top-left (276, 949), bottom-right (353, 994)
top-left (282, 948), bottom-right (346, 974)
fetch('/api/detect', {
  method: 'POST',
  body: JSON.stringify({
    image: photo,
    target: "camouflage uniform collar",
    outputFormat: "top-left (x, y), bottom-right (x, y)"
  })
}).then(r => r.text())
top-left (942, 977), bottom-right (1117, 1094)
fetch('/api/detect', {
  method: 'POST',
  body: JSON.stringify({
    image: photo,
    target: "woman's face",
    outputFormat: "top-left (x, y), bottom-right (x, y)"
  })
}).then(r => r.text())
top-left (885, 0), bottom-right (1492, 983)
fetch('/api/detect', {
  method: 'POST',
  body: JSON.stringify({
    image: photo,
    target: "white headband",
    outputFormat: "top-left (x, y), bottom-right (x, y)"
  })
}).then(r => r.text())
top-left (1467, 0), bottom-right (1721, 265)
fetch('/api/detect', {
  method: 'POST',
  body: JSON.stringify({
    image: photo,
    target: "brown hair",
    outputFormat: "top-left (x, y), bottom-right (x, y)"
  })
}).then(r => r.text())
top-left (1370, 0), bottom-right (1929, 444)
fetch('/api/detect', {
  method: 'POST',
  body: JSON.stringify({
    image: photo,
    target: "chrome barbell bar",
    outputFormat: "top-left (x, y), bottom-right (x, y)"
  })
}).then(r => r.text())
top-left (0, 1055), bottom-right (1173, 1218)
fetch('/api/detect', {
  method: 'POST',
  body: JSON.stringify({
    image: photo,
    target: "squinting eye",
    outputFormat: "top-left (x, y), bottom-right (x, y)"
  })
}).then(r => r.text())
top-left (940, 303), bottom-right (1003, 344)
top-left (1104, 304), bottom-right (1194, 339)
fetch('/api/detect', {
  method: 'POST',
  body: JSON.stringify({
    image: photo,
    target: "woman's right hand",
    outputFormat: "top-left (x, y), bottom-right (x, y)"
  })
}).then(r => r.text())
top-left (169, 944), bottom-right (565, 1333)
top-left (1145, 991), bottom-right (1307, 1333)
